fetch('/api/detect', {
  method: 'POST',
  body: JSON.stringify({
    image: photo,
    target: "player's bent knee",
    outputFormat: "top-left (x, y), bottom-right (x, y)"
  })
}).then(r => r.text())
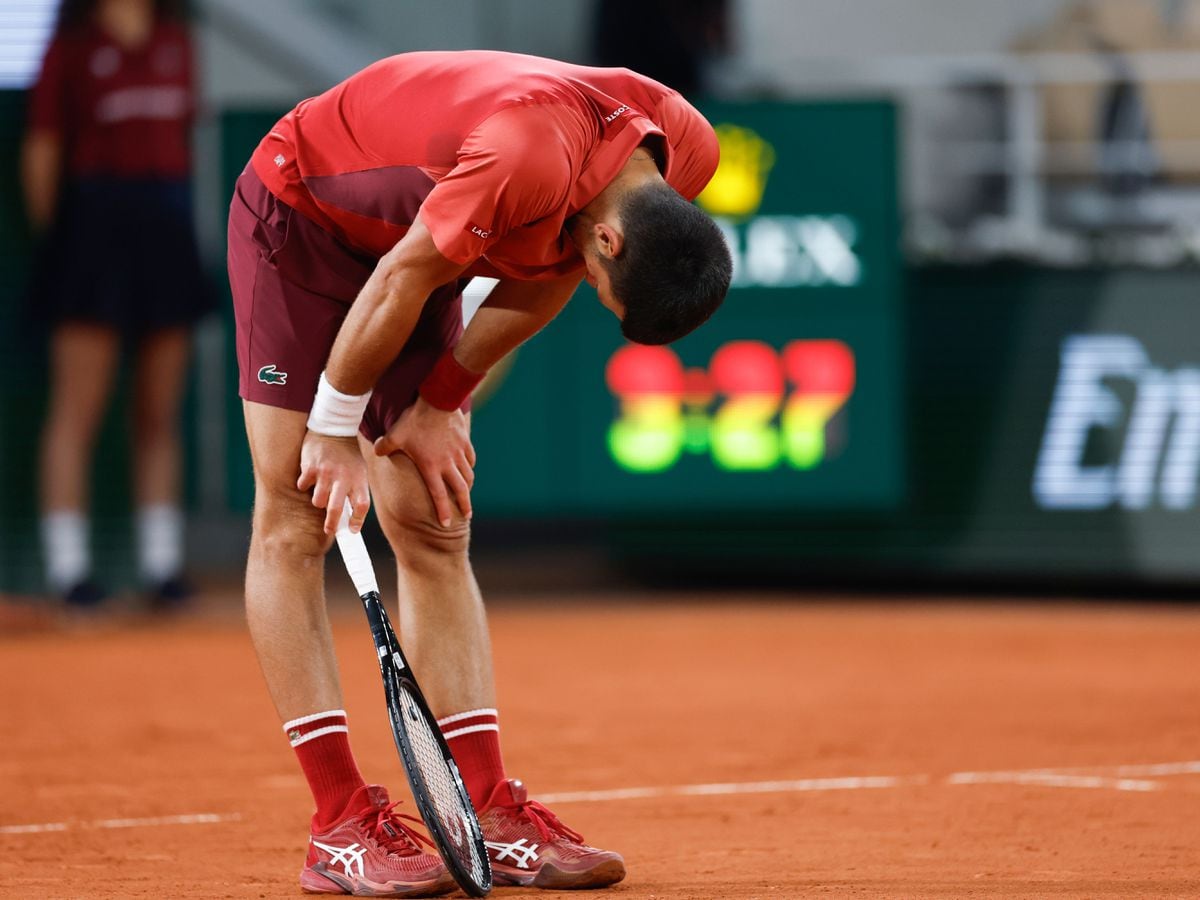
top-left (378, 502), bottom-right (471, 561)
top-left (410, 516), bottom-right (471, 556)
top-left (370, 452), bottom-right (471, 560)
top-left (255, 525), bottom-right (334, 569)
top-left (251, 494), bottom-right (334, 564)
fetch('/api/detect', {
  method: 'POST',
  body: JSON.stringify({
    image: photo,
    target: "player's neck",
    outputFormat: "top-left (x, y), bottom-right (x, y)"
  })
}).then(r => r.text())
top-left (581, 151), bottom-right (662, 222)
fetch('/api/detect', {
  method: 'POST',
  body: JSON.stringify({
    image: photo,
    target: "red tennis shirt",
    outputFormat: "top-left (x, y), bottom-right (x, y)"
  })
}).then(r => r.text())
top-left (27, 20), bottom-right (195, 179)
top-left (250, 51), bottom-right (719, 281)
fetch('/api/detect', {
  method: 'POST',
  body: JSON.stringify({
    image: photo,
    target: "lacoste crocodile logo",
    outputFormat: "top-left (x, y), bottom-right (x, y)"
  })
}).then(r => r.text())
top-left (257, 364), bottom-right (288, 385)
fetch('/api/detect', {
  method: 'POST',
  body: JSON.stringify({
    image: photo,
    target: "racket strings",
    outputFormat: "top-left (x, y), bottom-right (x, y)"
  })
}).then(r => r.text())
top-left (400, 687), bottom-right (489, 884)
top-left (363, 800), bottom-right (437, 856)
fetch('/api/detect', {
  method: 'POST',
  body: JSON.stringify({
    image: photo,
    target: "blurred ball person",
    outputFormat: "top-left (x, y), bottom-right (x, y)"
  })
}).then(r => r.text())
top-left (21, 0), bottom-right (212, 608)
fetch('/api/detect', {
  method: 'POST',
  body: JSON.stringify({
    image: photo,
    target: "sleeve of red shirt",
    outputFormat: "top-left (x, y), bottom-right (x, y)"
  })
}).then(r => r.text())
top-left (657, 91), bottom-right (720, 202)
top-left (27, 35), bottom-right (69, 135)
top-left (420, 103), bottom-right (578, 266)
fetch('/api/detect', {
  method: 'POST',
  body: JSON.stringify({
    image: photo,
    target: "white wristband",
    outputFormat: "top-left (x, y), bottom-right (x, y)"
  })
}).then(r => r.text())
top-left (307, 372), bottom-right (372, 438)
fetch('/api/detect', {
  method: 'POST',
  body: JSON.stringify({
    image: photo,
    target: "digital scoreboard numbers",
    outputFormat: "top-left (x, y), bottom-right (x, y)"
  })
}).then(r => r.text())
top-left (575, 100), bottom-right (904, 513)
top-left (605, 340), bottom-right (856, 474)
top-left (470, 101), bottom-right (904, 516)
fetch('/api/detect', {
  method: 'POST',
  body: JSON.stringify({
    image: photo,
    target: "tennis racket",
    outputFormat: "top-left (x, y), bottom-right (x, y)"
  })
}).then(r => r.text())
top-left (335, 509), bottom-right (492, 897)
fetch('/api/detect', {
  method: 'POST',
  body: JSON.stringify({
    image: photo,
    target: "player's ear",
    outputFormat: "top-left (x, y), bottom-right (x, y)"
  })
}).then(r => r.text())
top-left (594, 221), bottom-right (623, 260)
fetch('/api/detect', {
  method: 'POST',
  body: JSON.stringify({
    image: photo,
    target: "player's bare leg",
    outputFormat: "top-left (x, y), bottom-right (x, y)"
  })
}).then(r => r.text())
top-left (367, 431), bottom-right (625, 890)
top-left (242, 400), bottom-right (454, 897)
top-left (364, 439), bottom-right (496, 718)
top-left (39, 322), bottom-right (120, 602)
top-left (242, 401), bottom-right (343, 720)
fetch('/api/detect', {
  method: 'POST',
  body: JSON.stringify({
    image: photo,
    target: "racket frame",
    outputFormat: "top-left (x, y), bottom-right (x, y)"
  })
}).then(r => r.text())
top-left (336, 518), bottom-right (492, 897)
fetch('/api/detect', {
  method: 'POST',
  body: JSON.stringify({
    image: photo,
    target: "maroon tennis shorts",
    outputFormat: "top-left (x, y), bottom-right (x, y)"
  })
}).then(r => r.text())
top-left (227, 167), bottom-right (464, 441)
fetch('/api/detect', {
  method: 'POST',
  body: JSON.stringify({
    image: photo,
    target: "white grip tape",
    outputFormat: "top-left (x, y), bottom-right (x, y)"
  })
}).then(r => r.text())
top-left (335, 500), bottom-right (378, 596)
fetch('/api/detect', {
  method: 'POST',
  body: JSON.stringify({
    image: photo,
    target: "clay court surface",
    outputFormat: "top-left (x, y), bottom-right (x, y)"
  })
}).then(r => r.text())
top-left (3, 590), bottom-right (1200, 899)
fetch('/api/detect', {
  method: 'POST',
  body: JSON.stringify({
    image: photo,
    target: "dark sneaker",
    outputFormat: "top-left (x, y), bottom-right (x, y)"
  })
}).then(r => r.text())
top-left (300, 785), bottom-right (456, 897)
top-left (63, 580), bottom-right (106, 608)
top-left (478, 779), bottom-right (625, 889)
top-left (148, 574), bottom-right (193, 610)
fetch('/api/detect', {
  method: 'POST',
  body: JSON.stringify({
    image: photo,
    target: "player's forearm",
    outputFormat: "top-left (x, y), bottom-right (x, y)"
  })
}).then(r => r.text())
top-left (21, 132), bottom-right (61, 233)
top-left (323, 218), bottom-right (465, 396)
top-left (453, 273), bottom-right (583, 373)
top-left (324, 266), bottom-right (427, 395)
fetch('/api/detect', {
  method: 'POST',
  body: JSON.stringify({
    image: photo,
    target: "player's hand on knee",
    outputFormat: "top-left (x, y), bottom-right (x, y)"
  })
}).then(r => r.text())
top-left (373, 397), bottom-right (475, 528)
top-left (297, 431), bottom-right (371, 534)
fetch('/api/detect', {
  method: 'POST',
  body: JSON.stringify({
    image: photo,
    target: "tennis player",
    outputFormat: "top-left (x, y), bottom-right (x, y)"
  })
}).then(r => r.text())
top-left (227, 50), bottom-right (730, 896)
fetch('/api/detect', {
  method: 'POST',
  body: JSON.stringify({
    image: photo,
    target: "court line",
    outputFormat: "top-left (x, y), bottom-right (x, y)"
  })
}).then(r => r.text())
top-left (1113, 761), bottom-right (1200, 777)
top-left (0, 822), bottom-right (68, 835)
top-left (5, 760), bottom-right (1197, 834)
top-left (954, 760), bottom-right (1200, 779)
top-left (945, 771), bottom-right (1160, 792)
top-left (0, 813), bottom-right (241, 835)
top-left (540, 760), bottom-right (1200, 805)
top-left (538, 775), bottom-right (914, 804)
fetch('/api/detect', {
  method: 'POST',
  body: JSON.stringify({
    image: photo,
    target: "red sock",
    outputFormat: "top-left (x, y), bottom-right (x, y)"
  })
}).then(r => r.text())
top-left (439, 708), bottom-right (506, 809)
top-left (284, 709), bottom-right (367, 828)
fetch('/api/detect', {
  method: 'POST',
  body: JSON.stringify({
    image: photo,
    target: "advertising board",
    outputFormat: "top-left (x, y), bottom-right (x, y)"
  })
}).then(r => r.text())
top-left (471, 101), bottom-right (905, 515)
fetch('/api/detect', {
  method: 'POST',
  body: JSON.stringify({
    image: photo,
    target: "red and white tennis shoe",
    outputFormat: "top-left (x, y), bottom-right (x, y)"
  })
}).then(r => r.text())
top-left (477, 778), bottom-right (626, 889)
top-left (300, 785), bottom-right (456, 897)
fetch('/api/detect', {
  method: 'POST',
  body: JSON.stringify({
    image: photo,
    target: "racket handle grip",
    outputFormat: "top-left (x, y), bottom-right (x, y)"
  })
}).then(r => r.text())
top-left (335, 499), bottom-right (379, 596)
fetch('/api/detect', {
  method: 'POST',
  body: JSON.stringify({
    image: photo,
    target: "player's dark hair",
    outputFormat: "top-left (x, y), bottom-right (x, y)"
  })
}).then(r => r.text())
top-left (602, 182), bottom-right (732, 346)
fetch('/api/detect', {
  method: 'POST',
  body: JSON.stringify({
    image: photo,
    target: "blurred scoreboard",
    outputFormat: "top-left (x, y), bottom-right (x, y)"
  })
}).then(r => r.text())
top-left (470, 101), bottom-right (905, 516)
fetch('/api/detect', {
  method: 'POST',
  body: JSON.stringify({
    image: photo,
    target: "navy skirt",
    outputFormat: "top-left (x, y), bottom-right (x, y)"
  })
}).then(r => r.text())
top-left (30, 177), bottom-right (215, 335)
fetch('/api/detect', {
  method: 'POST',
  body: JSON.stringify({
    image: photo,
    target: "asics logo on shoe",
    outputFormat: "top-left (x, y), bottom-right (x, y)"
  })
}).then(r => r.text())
top-left (311, 839), bottom-right (368, 878)
top-left (486, 838), bottom-right (540, 869)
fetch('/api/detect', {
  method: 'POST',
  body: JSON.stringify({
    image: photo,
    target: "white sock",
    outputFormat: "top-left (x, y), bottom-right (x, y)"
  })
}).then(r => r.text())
top-left (41, 510), bottom-right (90, 592)
top-left (137, 504), bottom-right (184, 584)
